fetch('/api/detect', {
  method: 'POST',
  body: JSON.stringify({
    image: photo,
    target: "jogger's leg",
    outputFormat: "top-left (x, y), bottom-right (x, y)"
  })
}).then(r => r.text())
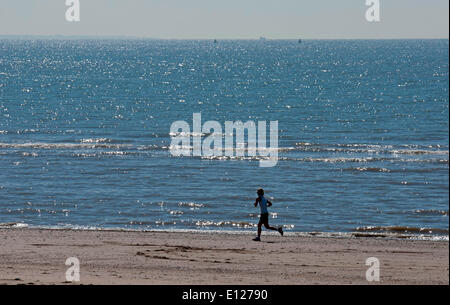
top-left (264, 222), bottom-right (283, 236)
top-left (264, 222), bottom-right (278, 231)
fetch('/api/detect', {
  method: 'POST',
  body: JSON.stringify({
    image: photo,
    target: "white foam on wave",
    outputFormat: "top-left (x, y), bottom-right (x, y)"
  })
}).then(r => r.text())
top-left (80, 138), bottom-right (112, 143)
top-left (0, 142), bottom-right (130, 149)
top-left (0, 222), bottom-right (29, 228)
top-left (2, 223), bottom-right (447, 241)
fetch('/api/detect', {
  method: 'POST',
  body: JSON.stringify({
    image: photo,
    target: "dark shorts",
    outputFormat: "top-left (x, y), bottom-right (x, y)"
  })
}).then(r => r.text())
top-left (259, 213), bottom-right (269, 224)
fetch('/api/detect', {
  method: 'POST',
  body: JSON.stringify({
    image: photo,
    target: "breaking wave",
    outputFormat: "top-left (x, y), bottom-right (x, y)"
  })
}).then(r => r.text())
top-left (355, 226), bottom-right (449, 235)
top-left (0, 142), bottom-right (130, 149)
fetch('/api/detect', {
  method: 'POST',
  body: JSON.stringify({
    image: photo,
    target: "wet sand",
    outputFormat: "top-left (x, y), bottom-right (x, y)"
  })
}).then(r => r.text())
top-left (0, 228), bottom-right (448, 285)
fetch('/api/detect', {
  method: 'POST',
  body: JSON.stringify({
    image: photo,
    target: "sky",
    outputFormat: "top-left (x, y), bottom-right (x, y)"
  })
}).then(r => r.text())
top-left (0, 0), bottom-right (448, 39)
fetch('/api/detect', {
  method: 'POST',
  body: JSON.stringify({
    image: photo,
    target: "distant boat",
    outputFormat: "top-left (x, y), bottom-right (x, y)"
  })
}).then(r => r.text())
top-left (213, 39), bottom-right (217, 43)
top-left (298, 38), bottom-right (302, 43)
top-left (259, 36), bottom-right (267, 41)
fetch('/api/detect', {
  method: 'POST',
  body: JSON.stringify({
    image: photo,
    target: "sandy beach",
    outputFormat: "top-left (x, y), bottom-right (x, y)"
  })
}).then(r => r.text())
top-left (0, 228), bottom-right (447, 285)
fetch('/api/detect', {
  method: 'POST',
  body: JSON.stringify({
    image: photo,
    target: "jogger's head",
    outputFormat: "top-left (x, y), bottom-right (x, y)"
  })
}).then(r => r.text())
top-left (257, 188), bottom-right (264, 196)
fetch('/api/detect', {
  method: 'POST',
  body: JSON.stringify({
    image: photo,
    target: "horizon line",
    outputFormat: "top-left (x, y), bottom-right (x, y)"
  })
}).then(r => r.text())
top-left (0, 34), bottom-right (449, 41)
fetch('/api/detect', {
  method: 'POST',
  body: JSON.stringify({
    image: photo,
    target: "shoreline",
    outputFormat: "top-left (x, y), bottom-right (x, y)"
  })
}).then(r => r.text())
top-left (1, 223), bottom-right (448, 241)
top-left (0, 228), bottom-right (448, 285)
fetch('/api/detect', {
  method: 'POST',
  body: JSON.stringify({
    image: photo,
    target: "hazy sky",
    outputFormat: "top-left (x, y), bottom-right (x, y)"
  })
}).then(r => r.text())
top-left (0, 0), bottom-right (448, 39)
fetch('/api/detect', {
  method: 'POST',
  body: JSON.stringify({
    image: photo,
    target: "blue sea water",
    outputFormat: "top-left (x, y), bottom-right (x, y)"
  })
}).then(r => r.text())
top-left (0, 39), bottom-right (448, 237)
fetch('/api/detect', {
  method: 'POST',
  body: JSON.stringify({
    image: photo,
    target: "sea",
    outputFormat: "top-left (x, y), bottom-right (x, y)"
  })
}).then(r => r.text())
top-left (0, 39), bottom-right (448, 240)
